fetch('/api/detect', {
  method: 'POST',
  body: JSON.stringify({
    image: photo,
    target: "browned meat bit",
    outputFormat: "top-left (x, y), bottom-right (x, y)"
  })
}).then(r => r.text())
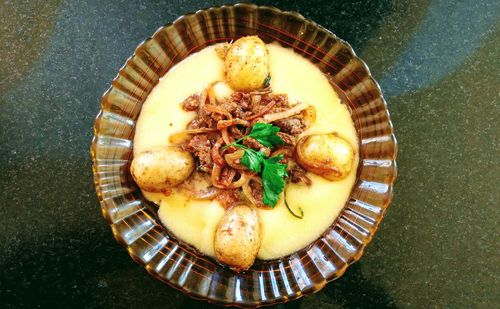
top-left (277, 132), bottom-right (296, 146)
top-left (204, 104), bottom-right (233, 121)
top-left (186, 118), bottom-right (203, 129)
top-left (261, 148), bottom-right (272, 157)
top-left (273, 117), bottom-right (305, 135)
top-left (228, 92), bottom-right (242, 102)
top-left (176, 83), bottom-right (315, 210)
top-left (288, 166), bottom-right (312, 186)
top-left (186, 113), bottom-right (217, 129)
top-left (243, 137), bottom-right (262, 149)
top-left (269, 146), bottom-right (294, 164)
top-left (229, 125), bottom-right (244, 139)
top-left (250, 181), bottom-right (265, 208)
top-left (219, 100), bottom-right (238, 114)
top-left (273, 94), bottom-right (289, 108)
top-left (250, 94), bottom-right (261, 108)
top-left (204, 117), bottom-right (217, 129)
top-left (246, 99), bottom-right (277, 121)
top-left (219, 166), bottom-right (236, 186)
top-left (182, 94), bottom-right (199, 111)
top-left (250, 94), bottom-right (267, 113)
top-left (243, 137), bottom-right (271, 156)
top-left (229, 92), bottom-right (251, 109)
top-left (183, 135), bottom-right (213, 172)
top-left (195, 113), bottom-right (217, 129)
top-left (234, 106), bottom-right (249, 119)
top-left (216, 189), bottom-right (241, 208)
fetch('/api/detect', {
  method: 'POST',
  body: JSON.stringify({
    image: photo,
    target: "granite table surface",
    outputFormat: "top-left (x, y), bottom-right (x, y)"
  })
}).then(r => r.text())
top-left (1, 0), bottom-right (498, 308)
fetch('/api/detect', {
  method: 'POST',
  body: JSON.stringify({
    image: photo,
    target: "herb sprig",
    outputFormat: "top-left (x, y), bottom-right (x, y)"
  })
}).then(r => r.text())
top-left (225, 123), bottom-right (287, 207)
top-left (231, 123), bottom-right (284, 149)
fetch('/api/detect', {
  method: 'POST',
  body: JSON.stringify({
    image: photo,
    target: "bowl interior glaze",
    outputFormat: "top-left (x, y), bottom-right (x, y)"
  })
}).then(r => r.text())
top-left (91, 3), bottom-right (397, 307)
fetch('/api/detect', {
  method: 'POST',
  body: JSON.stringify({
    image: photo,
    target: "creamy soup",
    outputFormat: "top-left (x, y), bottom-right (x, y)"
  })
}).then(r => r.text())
top-left (134, 43), bottom-right (358, 260)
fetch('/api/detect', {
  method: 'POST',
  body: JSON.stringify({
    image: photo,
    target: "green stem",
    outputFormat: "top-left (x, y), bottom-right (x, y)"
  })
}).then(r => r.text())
top-left (222, 137), bottom-right (246, 150)
top-left (284, 188), bottom-right (304, 219)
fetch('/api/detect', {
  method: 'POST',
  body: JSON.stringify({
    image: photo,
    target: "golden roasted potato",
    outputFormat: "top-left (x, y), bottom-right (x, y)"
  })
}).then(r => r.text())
top-left (131, 146), bottom-right (195, 192)
top-left (223, 36), bottom-right (269, 91)
top-left (214, 204), bottom-right (262, 272)
top-left (295, 133), bottom-right (354, 181)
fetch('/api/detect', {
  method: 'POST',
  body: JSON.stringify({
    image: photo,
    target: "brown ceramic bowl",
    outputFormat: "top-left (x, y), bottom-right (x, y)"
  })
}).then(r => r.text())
top-left (91, 3), bottom-right (397, 307)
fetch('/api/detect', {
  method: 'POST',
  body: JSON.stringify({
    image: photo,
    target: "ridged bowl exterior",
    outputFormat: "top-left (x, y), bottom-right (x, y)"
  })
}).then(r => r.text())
top-left (90, 3), bottom-right (397, 307)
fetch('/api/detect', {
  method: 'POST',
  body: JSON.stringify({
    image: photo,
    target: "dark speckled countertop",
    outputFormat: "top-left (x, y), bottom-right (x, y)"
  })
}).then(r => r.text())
top-left (1, 1), bottom-right (499, 308)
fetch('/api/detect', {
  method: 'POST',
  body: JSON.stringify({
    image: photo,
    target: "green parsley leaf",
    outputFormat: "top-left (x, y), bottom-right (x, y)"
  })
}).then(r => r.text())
top-left (261, 154), bottom-right (288, 207)
top-left (247, 123), bottom-right (284, 148)
top-left (223, 123), bottom-right (288, 208)
top-left (240, 147), bottom-right (265, 173)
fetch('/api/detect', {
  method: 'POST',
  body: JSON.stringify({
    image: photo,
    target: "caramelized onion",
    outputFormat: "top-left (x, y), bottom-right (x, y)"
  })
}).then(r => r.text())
top-left (270, 146), bottom-right (294, 158)
top-left (246, 99), bottom-right (278, 121)
top-left (170, 83), bottom-right (318, 207)
top-left (207, 84), bottom-right (217, 106)
top-left (198, 89), bottom-right (207, 116)
top-left (241, 176), bottom-right (266, 207)
top-left (224, 150), bottom-right (246, 170)
top-left (221, 128), bottom-right (234, 145)
top-left (211, 165), bottom-right (224, 188)
top-left (229, 125), bottom-right (244, 139)
top-left (212, 165), bottom-right (249, 189)
top-left (217, 118), bottom-right (250, 130)
top-left (169, 128), bottom-right (217, 144)
top-left (263, 102), bottom-right (309, 123)
top-left (229, 172), bottom-right (250, 188)
top-left (251, 94), bottom-right (261, 107)
top-left (221, 168), bottom-right (237, 187)
top-left (205, 104), bottom-right (232, 119)
top-left (242, 177), bottom-right (260, 206)
top-left (212, 137), bottom-right (226, 166)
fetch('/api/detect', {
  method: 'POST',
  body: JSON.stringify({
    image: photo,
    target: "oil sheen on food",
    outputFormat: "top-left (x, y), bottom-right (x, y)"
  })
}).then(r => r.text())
top-left (134, 43), bottom-right (359, 260)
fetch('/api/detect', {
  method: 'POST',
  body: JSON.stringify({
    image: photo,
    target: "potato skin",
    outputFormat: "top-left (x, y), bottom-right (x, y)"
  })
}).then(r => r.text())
top-left (130, 146), bottom-right (195, 192)
top-left (224, 36), bottom-right (269, 91)
top-left (214, 204), bottom-right (262, 272)
top-left (295, 133), bottom-right (354, 181)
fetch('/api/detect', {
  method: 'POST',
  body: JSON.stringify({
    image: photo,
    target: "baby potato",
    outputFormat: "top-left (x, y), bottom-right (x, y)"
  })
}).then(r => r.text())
top-left (224, 36), bottom-right (269, 91)
top-left (130, 146), bottom-right (194, 192)
top-left (214, 204), bottom-right (262, 272)
top-left (295, 133), bottom-right (354, 181)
